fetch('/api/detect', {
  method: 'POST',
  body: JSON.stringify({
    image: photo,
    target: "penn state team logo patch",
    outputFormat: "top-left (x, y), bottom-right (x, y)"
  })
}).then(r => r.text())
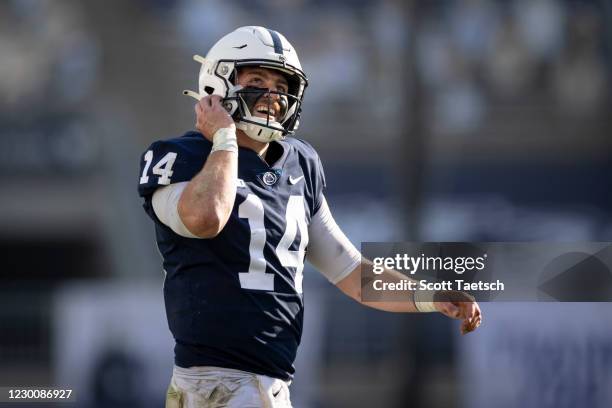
top-left (262, 171), bottom-right (278, 186)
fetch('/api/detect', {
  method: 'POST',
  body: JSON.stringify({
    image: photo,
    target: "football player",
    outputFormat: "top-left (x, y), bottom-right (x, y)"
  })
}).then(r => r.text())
top-left (138, 26), bottom-right (482, 408)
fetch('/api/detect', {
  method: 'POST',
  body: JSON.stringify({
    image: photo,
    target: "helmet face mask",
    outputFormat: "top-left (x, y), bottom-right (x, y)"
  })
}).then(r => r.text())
top-left (184, 26), bottom-right (308, 143)
top-left (224, 85), bottom-right (302, 141)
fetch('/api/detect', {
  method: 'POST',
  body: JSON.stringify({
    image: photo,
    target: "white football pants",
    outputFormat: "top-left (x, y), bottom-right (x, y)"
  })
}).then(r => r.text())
top-left (165, 365), bottom-right (292, 408)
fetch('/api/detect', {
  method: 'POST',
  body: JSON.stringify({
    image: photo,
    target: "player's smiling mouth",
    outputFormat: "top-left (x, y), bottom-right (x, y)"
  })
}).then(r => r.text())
top-left (254, 104), bottom-right (276, 121)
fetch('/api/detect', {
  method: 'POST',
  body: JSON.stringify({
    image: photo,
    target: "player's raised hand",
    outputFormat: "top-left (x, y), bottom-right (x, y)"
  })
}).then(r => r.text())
top-left (433, 291), bottom-right (482, 335)
top-left (194, 95), bottom-right (235, 142)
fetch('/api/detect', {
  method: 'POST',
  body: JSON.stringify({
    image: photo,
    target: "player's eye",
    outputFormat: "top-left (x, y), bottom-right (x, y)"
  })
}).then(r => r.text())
top-left (248, 76), bottom-right (264, 85)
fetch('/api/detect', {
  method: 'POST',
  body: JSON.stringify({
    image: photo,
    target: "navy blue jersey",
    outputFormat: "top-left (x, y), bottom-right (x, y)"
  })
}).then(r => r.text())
top-left (137, 131), bottom-right (325, 380)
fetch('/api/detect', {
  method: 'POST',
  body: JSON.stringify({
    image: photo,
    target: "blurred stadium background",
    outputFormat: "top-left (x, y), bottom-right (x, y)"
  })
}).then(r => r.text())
top-left (1, 0), bottom-right (611, 407)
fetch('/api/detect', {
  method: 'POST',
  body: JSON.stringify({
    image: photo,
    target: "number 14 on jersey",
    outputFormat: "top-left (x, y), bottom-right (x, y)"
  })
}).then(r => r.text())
top-left (239, 194), bottom-right (308, 293)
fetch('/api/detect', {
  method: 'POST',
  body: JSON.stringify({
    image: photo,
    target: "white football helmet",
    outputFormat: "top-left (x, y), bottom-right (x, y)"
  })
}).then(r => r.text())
top-left (184, 26), bottom-right (308, 143)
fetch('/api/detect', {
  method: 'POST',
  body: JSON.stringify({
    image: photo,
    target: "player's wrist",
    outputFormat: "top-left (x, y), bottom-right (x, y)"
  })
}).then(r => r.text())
top-left (414, 290), bottom-right (438, 313)
top-left (211, 125), bottom-right (238, 153)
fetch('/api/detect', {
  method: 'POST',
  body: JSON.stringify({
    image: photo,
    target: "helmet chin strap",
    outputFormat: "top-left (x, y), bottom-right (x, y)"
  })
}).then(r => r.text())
top-left (236, 119), bottom-right (284, 143)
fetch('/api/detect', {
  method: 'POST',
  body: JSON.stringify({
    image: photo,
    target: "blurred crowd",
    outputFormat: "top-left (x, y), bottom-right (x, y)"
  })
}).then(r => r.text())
top-left (417, 0), bottom-right (609, 135)
top-left (0, 1), bottom-right (98, 116)
top-left (2, 0), bottom-right (609, 197)
top-left (2, 0), bottom-right (609, 140)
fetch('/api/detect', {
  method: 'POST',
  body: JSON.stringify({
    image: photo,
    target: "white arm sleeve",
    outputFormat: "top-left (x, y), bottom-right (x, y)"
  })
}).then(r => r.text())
top-left (151, 182), bottom-right (199, 238)
top-left (307, 196), bottom-right (361, 284)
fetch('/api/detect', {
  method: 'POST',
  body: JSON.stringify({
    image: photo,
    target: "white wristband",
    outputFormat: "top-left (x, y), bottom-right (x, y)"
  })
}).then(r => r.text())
top-left (414, 290), bottom-right (437, 313)
top-left (211, 126), bottom-right (238, 153)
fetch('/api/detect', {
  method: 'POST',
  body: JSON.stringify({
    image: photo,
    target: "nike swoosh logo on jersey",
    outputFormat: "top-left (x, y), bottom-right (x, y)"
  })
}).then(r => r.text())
top-left (288, 175), bottom-right (304, 185)
top-left (233, 44), bottom-right (248, 49)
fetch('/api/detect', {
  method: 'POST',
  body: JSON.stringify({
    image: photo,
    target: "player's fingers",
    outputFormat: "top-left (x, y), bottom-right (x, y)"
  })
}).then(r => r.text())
top-left (469, 303), bottom-right (482, 327)
top-left (441, 302), bottom-right (461, 318)
top-left (462, 315), bottom-right (479, 334)
top-left (466, 315), bottom-right (478, 331)
top-left (462, 301), bottom-right (476, 320)
top-left (209, 95), bottom-right (223, 107)
top-left (468, 314), bottom-right (478, 330)
top-left (197, 95), bottom-right (213, 110)
top-left (195, 101), bottom-right (203, 116)
top-left (194, 103), bottom-right (204, 130)
top-left (461, 320), bottom-right (473, 335)
top-left (463, 310), bottom-right (482, 334)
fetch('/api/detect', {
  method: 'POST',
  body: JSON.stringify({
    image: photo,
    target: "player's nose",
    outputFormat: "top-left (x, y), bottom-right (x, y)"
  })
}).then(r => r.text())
top-left (260, 79), bottom-right (282, 97)
top-left (258, 90), bottom-right (280, 106)
top-left (264, 88), bottom-right (281, 100)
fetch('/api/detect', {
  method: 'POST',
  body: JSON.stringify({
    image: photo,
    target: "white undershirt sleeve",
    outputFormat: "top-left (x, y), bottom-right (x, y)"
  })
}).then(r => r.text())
top-left (151, 182), bottom-right (199, 238)
top-left (307, 196), bottom-right (361, 284)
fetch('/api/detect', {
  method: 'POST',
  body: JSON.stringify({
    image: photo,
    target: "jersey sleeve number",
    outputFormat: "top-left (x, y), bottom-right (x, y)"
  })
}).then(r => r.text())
top-left (140, 150), bottom-right (177, 185)
top-left (238, 194), bottom-right (309, 293)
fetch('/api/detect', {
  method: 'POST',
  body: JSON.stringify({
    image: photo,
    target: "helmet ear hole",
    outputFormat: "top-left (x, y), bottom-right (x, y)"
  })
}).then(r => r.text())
top-left (204, 86), bottom-right (214, 95)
